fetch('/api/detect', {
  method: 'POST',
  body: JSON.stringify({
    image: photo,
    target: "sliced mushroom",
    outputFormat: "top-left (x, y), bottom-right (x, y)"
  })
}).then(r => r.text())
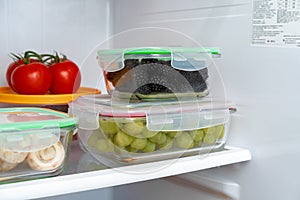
top-left (0, 158), bottom-right (17, 172)
top-left (27, 141), bottom-right (65, 171)
top-left (0, 148), bottom-right (28, 164)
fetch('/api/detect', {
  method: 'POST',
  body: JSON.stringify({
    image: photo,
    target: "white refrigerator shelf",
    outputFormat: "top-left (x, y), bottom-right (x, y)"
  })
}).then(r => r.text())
top-left (0, 142), bottom-right (251, 200)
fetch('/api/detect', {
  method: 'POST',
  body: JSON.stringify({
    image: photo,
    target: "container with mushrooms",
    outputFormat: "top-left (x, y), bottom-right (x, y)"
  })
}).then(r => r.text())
top-left (0, 107), bottom-right (77, 183)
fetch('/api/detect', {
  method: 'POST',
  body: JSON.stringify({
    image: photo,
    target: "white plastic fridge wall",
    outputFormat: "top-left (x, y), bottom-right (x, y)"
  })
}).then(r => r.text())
top-left (0, 0), bottom-right (109, 93)
top-left (0, 0), bottom-right (112, 199)
top-left (111, 0), bottom-right (300, 200)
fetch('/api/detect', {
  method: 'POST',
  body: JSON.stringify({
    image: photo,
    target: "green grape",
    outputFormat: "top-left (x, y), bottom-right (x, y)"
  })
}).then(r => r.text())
top-left (142, 141), bottom-right (156, 153)
top-left (121, 120), bottom-right (144, 136)
top-left (158, 136), bottom-right (173, 150)
top-left (165, 131), bottom-right (180, 138)
top-left (190, 129), bottom-right (205, 142)
top-left (130, 138), bottom-right (148, 150)
top-left (215, 124), bottom-right (225, 139)
top-left (142, 127), bottom-right (158, 138)
top-left (203, 124), bottom-right (225, 144)
top-left (176, 132), bottom-right (194, 149)
top-left (114, 146), bottom-right (128, 154)
top-left (99, 118), bottom-right (119, 135)
top-left (126, 146), bottom-right (139, 153)
top-left (156, 133), bottom-right (167, 145)
top-left (203, 131), bottom-right (217, 144)
top-left (87, 130), bottom-right (100, 148)
top-left (149, 132), bottom-right (163, 143)
top-left (114, 130), bottom-right (134, 147)
top-left (203, 126), bottom-right (217, 135)
top-left (193, 140), bottom-right (203, 147)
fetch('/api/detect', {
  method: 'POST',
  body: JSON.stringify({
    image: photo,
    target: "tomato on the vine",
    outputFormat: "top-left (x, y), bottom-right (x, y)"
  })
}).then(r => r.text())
top-left (6, 51), bottom-right (43, 92)
top-left (49, 59), bottom-right (81, 94)
top-left (6, 50), bottom-right (81, 95)
top-left (6, 59), bottom-right (25, 89)
top-left (11, 62), bottom-right (52, 95)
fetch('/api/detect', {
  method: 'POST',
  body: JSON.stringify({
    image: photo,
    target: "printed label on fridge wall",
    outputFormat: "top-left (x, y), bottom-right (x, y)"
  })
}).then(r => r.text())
top-left (252, 0), bottom-right (300, 47)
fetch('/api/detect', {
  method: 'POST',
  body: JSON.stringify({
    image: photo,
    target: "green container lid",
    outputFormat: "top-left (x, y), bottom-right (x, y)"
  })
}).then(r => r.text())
top-left (98, 47), bottom-right (220, 55)
top-left (97, 47), bottom-right (220, 72)
top-left (0, 107), bottom-right (78, 152)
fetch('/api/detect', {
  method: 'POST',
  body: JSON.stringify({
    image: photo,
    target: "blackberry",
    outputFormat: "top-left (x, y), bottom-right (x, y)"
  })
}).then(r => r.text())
top-left (141, 58), bottom-right (158, 64)
top-left (112, 61), bottom-right (208, 96)
top-left (135, 85), bottom-right (152, 95)
top-left (178, 69), bottom-right (208, 92)
top-left (158, 60), bottom-right (171, 66)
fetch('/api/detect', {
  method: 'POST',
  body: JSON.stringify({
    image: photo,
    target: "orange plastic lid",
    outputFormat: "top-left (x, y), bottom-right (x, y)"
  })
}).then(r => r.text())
top-left (0, 86), bottom-right (101, 105)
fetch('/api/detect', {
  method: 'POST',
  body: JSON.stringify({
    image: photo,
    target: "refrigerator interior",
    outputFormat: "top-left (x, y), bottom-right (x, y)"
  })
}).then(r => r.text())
top-left (1, 0), bottom-right (300, 199)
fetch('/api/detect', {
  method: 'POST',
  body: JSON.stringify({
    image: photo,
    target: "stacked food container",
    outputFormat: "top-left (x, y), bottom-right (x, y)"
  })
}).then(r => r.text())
top-left (70, 47), bottom-right (236, 167)
top-left (0, 86), bottom-right (100, 182)
top-left (0, 107), bottom-right (78, 183)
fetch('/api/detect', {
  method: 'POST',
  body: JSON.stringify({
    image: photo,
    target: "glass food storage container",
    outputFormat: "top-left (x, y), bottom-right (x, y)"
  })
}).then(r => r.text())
top-left (69, 94), bottom-right (235, 167)
top-left (97, 47), bottom-right (220, 101)
top-left (0, 107), bottom-right (78, 183)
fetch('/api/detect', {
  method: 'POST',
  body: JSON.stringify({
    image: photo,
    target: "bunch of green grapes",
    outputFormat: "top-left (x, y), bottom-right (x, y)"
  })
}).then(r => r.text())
top-left (173, 124), bottom-right (225, 149)
top-left (202, 124), bottom-right (225, 145)
top-left (99, 117), bottom-right (119, 135)
top-left (87, 117), bottom-right (225, 154)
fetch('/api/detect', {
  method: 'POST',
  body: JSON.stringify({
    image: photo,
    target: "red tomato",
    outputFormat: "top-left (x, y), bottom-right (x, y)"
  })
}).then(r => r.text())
top-left (49, 60), bottom-right (81, 94)
top-left (6, 59), bottom-right (39, 89)
top-left (6, 60), bottom-right (25, 89)
top-left (11, 62), bottom-right (52, 95)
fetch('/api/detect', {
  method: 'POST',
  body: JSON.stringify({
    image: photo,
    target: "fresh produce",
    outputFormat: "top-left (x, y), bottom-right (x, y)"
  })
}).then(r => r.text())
top-left (48, 53), bottom-right (81, 94)
top-left (176, 132), bottom-right (194, 149)
top-left (105, 59), bottom-right (209, 98)
top-left (0, 158), bottom-right (17, 172)
top-left (130, 138), bottom-right (148, 150)
top-left (121, 120), bottom-right (144, 136)
top-left (0, 148), bottom-right (28, 164)
top-left (6, 50), bottom-right (81, 95)
top-left (190, 129), bottom-right (205, 142)
top-left (114, 130), bottom-right (134, 147)
top-left (6, 59), bottom-right (24, 89)
top-left (157, 136), bottom-right (173, 150)
top-left (11, 62), bottom-right (52, 95)
top-left (87, 116), bottom-right (226, 154)
top-left (0, 141), bottom-right (66, 172)
top-left (6, 52), bottom-right (40, 89)
top-left (142, 141), bottom-right (156, 153)
top-left (149, 132), bottom-right (167, 144)
top-left (27, 141), bottom-right (65, 171)
top-left (142, 127), bottom-right (159, 138)
top-left (99, 118), bottom-right (119, 135)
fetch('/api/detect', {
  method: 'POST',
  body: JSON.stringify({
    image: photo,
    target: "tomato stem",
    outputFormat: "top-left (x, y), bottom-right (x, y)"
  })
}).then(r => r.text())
top-left (40, 54), bottom-right (55, 65)
top-left (54, 52), bottom-right (60, 63)
top-left (24, 50), bottom-right (43, 64)
top-left (61, 53), bottom-right (68, 62)
top-left (9, 50), bottom-right (70, 66)
top-left (10, 52), bottom-right (23, 62)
